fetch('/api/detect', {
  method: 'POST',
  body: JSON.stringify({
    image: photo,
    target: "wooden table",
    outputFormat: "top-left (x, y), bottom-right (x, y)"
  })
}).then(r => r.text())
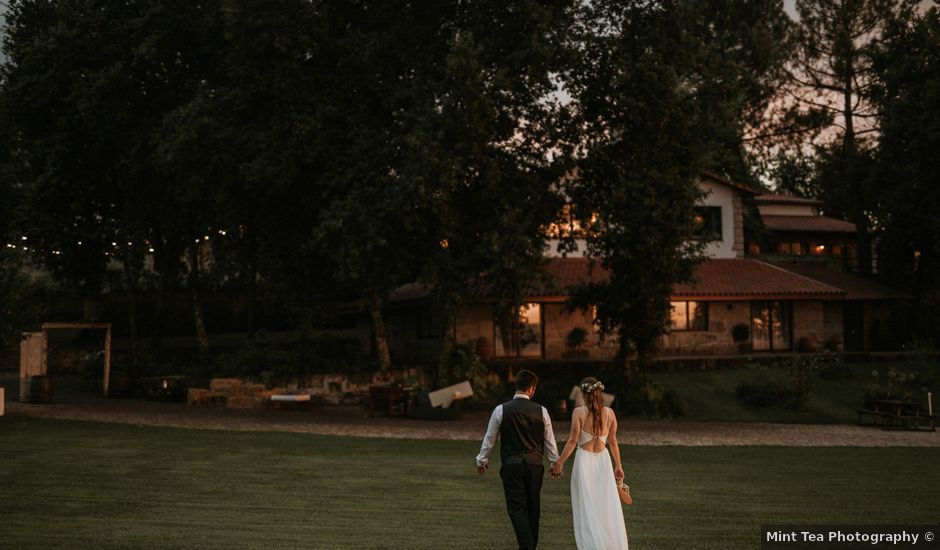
top-left (872, 399), bottom-right (935, 431)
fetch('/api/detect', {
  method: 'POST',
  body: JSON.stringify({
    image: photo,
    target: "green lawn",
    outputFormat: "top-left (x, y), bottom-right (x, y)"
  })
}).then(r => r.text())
top-left (649, 362), bottom-right (937, 424)
top-left (1, 417), bottom-right (937, 549)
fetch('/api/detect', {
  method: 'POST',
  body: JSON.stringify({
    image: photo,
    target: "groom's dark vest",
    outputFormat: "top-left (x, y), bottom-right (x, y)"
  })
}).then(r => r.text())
top-left (499, 397), bottom-right (545, 465)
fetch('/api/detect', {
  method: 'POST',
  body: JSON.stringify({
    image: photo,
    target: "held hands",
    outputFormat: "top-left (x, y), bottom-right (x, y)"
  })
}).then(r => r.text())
top-left (550, 462), bottom-right (564, 479)
top-left (476, 464), bottom-right (488, 476)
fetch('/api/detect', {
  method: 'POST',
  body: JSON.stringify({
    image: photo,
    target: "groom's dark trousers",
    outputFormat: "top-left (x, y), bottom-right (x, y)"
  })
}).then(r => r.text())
top-left (498, 397), bottom-right (547, 550)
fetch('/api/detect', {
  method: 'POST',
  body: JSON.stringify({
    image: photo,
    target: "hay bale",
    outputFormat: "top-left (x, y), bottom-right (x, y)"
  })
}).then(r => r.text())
top-left (210, 378), bottom-right (243, 396)
top-left (226, 395), bottom-right (261, 409)
top-left (234, 383), bottom-right (266, 397)
top-left (187, 388), bottom-right (211, 405)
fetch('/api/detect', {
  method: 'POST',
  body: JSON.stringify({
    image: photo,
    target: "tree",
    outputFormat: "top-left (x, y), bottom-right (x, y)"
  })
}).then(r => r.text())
top-left (771, 0), bottom-right (917, 274)
top-left (563, 0), bottom-right (790, 379)
top-left (869, 6), bottom-right (940, 338)
top-left (563, 1), bottom-right (709, 380)
top-left (414, 1), bottom-right (572, 382)
top-left (2, 0), bottom-right (225, 365)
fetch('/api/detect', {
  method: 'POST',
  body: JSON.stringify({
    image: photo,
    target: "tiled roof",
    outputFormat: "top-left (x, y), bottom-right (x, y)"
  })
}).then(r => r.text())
top-left (671, 259), bottom-right (844, 299)
top-left (385, 258), bottom-right (910, 304)
top-left (762, 215), bottom-right (857, 234)
top-left (540, 257), bottom-right (609, 290)
top-left (756, 194), bottom-right (823, 206)
top-left (774, 264), bottom-right (911, 301)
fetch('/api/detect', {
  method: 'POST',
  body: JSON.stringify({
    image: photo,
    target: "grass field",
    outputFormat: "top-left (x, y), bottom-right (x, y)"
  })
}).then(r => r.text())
top-left (2, 417), bottom-right (938, 549)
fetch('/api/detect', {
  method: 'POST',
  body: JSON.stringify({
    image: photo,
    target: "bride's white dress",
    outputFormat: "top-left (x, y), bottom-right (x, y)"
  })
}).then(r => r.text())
top-left (571, 408), bottom-right (629, 550)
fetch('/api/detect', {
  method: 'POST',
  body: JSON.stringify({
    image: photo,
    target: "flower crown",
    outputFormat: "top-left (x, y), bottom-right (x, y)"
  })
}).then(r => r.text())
top-left (580, 381), bottom-right (605, 394)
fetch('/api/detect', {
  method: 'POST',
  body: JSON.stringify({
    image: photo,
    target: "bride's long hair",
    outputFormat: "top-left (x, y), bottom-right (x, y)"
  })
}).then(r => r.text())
top-left (580, 377), bottom-right (605, 436)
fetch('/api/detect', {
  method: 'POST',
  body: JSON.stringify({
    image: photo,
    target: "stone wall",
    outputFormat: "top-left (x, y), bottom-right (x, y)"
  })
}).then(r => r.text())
top-left (792, 301), bottom-right (824, 350)
top-left (658, 301), bottom-right (747, 355)
top-left (822, 302), bottom-right (844, 350)
top-left (542, 303), bottom-right (617, 360)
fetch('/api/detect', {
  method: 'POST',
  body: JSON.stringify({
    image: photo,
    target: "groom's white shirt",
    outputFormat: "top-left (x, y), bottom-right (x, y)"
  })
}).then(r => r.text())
top-left (475, 393), bottom-right (560, 468)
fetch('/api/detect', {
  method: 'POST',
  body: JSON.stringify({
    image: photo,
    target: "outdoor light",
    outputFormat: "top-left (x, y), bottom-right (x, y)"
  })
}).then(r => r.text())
top-left (148, 248), bottom-right (155, 253)
top-left (21, 236), bottom-right (27, 240)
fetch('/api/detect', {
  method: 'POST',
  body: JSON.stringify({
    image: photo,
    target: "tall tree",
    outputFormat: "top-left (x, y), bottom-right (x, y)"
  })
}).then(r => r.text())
top-left (771, 0), bottom-right (917, 274)
top-left (415, 0), bottom-right (572, 382)
top-left (2, 0), bottom-right (224, 364)
top-left (869, 6), bottom-right (940, 338)
top-left (563, 1), bottom-right (709, 380)
top-left (563, 0), bottom-right (790, 379)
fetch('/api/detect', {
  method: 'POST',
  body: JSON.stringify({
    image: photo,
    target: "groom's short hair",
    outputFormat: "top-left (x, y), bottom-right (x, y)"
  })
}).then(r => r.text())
top-left (515, 370), bottom-right (539, 391)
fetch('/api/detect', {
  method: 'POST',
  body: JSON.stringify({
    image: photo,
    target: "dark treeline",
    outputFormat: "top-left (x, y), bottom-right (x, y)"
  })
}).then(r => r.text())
top-left (1, 0), bottom-right (938, 381)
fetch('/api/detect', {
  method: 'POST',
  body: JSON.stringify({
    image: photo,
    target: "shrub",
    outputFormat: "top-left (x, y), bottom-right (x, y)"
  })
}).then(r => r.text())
top-left (566, 327), bottom-right (589, 350)
top-left (863, 366), bottom-right (936, 408)
top-left (731, 323), bottom-right (750, 343)
top-left (212, 333), bottom-right (372, 387)
top-left (735, 358), bottom-right (814, 410)
top-left (448, 343), bottom-right (508, 409)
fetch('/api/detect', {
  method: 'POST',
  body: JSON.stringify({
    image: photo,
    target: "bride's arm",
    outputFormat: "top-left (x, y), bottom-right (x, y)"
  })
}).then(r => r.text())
top-left (608, 409), bottom-right (624, 480)
top-left (552, 408), bottom-right (582, 474)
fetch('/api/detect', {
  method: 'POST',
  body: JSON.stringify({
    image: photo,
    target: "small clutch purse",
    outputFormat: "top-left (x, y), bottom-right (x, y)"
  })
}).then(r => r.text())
top-left (616, 479), bottom-right (633, 505)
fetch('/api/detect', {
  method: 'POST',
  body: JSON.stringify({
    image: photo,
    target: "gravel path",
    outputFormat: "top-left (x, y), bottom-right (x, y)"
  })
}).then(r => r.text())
top-left (4, 398), bottom-right (938, 447)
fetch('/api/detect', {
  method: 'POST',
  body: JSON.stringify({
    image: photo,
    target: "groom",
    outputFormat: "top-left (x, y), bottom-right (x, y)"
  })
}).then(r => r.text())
top-left (475, 369), bottom-right (560, 550)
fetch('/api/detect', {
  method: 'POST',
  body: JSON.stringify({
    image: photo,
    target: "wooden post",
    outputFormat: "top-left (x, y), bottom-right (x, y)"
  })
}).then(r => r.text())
top-left (103, 327), bottom-right (112, 398)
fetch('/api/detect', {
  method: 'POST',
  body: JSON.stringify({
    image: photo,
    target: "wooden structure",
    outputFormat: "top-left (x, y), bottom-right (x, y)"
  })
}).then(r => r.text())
top-left (19, 322), bottom-right (112, 401)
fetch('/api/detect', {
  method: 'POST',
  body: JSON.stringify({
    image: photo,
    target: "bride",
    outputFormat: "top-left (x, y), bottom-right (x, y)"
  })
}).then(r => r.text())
top-left (551, 377), bottom-right (629, 550)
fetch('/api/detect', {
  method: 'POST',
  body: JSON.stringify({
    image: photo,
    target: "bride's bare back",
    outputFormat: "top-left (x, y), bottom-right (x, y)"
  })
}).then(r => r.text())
top-left (575, 406), bottom-right (613, 453)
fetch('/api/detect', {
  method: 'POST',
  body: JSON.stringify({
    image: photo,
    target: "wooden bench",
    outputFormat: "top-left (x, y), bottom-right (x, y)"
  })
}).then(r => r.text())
top-left (857, 409), bottom-right (891, 426)
top-left (858, 408), bottom-right (936, 431)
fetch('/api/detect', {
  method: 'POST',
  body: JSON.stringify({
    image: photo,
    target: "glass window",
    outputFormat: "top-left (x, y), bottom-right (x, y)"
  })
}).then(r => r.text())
top-left (669, 301), bottom-right (708, 331)
top-left (750, 301), bottom-right (791, 351)
top-left (494, 303), bottom-right (543, 358)
top-left (693, 206), bottom-right (723, 241)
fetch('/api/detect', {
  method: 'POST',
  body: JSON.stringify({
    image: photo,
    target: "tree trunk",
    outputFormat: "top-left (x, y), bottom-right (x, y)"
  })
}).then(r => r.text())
top-left (907, 246), bottom-right (931, 336)
top-left (370, 289), bottom-right (392, 371)
top-left (122, 247), bottom-right (140, 367)
top-left (245, 236), bottom-right (258, 340)
top-left (436, 304), bottom-right (457, 386)
top-left (150, 240), bottom-right (180, 363)
top-left (82, 296), bottom-right (99, 322)
top-left (188, 243), bottom-right (210, 365)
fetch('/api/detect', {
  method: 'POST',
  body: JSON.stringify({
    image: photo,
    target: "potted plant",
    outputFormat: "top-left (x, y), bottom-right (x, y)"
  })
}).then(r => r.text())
top-left (731, 323), bottom-right (751, 353)
top-left (563, 327), bottom-right (590, 359)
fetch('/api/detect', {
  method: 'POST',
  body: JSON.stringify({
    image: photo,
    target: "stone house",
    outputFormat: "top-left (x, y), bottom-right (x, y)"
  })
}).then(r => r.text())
top-left (374, 173), bottom-right (909, 364)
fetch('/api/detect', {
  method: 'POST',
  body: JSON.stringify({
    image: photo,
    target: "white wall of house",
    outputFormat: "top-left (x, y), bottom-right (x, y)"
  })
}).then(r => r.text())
top-left (697, 179), bottom-right (737, 259)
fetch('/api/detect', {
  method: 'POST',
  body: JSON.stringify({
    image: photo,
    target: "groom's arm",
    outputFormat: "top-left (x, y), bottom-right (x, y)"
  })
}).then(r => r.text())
top-left (475, 404), bottom-right (503, 472)
top-left (541, 406), bottom-right (560, 466)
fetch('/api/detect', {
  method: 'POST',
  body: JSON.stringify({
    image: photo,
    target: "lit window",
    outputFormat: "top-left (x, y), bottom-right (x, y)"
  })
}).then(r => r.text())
top-left (692, 206), bottom-right (722, 241)
top-left (669, 301), bottom-right (708, 331)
